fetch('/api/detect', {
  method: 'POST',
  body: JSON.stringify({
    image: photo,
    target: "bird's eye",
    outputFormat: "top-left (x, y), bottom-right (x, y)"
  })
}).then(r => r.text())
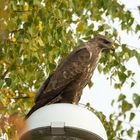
top-left (103, 40), bottom-right (110, 44)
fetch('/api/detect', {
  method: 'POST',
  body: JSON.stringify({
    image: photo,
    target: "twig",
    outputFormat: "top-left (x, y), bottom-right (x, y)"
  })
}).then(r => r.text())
top-left (13, 96), bottom-right (32, 100)
top-left (13, 10), bottom-right (31, 13)
top-left (1, 69), bottom-right (9, 80)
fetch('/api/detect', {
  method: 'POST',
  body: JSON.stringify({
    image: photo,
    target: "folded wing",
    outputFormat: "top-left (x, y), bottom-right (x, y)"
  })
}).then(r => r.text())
top-left (35, 47), bottom-right (91, 104)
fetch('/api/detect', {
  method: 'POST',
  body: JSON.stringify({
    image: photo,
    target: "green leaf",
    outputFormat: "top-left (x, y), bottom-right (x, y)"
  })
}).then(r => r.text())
top-left (33, 0), bottom-right (40, 5)
top-left (135, 53), bottom-right (140, 65)
top-left (114, 83), bottom-right (121, 89)
top-left (0, 79), bottom-right (4, 88)
top-left (54, 9), bottom-right (62, 18)
top-left (135, 24), bottom-right (140, 33)
top-left (11, 1), bottom-right (17, 10)
top-left (129, 112), bottom-right (135, 122)
top-left (98, 25), bottom-right (104, 31)
top-left (138, 6), bottom-right (140, 11)
top-left (127, 127), bottom-right (134, 137)
top-left (118, 72), bottom-right (127, 84)
top-left (122, 100), bottom-right (133, 113)
top-left (103, 66), bottom-right (110, 74)
top-left (87, 80), bottom-right (93, 88)
top-left (133, 93), bottom-right (140, 107)
top-left (38, 37), bottom-right (45, 46)
top-left (116, 120), bottom-right (122, 131)
top-left (111, 99), bottom-right (115, 106)
top-left (131, 82), bottom-right (135, 88)
top-left (98, 64), bottom-right (103, 73)
top-left (137, 131), bottom-right (140, 140)
top-left (118, 94), bottom-right (126, 102)
top-left (88, 23), bottom-right (94, 30)
top-left (76, 22), bottom-right (84, 32)
top-left (5, 78), bottom-right (12, 87)
top-left (124, 52), bottom-right (129, 61)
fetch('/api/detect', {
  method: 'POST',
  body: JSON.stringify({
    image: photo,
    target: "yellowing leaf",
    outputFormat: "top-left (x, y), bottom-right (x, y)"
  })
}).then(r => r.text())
top-left (24, 38), bottom-right (29, 43)
top-left (0, 60), bottom-right (5, 64)
top-left (9, 90), bottom-right (15, 96)
top-left (28, 92), bottom-right (35, 98)
top-left (10, 37), bottom-right (16, 42)
top-left (30, 47), bottom-right (38, 52)
top-left (76, 22), bottom-right (85, 32)
top-left (9, 115), bottom-right (27, 139)
top-left (38, 21), bottom-right (43, 31)
top-left (24, 2), bottom-right (29, 11)
top-left (38, 37), bottom-right (44, 46)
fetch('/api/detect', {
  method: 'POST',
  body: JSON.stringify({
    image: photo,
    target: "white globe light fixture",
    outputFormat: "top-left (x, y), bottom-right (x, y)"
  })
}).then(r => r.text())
top-left (20, 103), bottom-right (107, 140)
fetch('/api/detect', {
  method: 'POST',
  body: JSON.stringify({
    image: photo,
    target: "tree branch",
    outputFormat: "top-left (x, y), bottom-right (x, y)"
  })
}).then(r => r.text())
top-left (1, 69), bottom-right (9, 80)
top-left (13, 10), bottom-right (31, 13)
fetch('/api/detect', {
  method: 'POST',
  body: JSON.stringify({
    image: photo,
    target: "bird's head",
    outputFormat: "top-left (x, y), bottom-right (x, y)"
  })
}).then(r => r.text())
top-left (94, 35), bottom-right (115, 51)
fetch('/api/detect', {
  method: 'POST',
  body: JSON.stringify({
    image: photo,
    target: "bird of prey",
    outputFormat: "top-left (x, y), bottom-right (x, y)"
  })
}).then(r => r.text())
top-left (26, 35), bottom-right (115, 118)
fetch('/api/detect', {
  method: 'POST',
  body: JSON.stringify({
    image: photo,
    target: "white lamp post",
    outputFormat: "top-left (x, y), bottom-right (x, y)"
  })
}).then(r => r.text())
top-left (20, 103), bottom-right (107, 140)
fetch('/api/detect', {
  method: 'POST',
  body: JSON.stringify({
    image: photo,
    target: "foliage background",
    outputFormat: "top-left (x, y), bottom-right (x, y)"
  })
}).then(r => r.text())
top-left (0, 0), bottom-right (140, 139)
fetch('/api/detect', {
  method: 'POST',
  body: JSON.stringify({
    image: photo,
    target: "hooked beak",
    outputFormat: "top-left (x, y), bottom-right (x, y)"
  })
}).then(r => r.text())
top-left (102, 44), bottom-right (115, 52)
top-left (111, 44), bottom-right (115, 52)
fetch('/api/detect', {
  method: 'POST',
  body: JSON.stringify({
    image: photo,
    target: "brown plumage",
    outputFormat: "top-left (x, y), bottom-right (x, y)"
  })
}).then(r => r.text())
top-left (26, 35), bottom-right (115, 118)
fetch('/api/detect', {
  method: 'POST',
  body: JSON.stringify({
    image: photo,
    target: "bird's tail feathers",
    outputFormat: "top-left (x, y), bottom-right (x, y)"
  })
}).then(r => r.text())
top-left (25, 94), bottom-right (63, 119)
top-left (25, 104), bottom-right (39, 119)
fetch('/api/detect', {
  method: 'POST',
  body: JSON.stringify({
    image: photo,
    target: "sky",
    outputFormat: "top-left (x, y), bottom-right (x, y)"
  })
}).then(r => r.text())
top-left (80, 0), bottom-right (140, 139)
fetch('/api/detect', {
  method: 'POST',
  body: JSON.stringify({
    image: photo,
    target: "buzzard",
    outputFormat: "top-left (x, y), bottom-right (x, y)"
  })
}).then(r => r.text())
top-left (26, 35), bottom-right (115, 118)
